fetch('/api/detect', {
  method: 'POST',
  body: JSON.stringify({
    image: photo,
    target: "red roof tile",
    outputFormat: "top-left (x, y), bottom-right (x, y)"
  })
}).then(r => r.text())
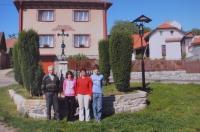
top-left (132, 32), bottom-right (150, 49)
top-left (186, 32), bottom-right (195, 37)
top-left (156, 23), bottom-right (176, 29)
top-left (165, 38), bottom-right (181, 42)
top-left (191, 37), bottom-right (200, 45)
top-left (6, 38), bottom-right (18, 48)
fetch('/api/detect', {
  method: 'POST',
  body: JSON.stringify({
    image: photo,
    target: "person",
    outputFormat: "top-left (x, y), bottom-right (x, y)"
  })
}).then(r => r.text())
top-left (41, 65), bottom-right (61, 121)
top-left (63, 71), bottom-right (76, 123)
top-left (76, 68), bottom-right (92, 122)
top-left (90, 64), bottom-right (104, 123)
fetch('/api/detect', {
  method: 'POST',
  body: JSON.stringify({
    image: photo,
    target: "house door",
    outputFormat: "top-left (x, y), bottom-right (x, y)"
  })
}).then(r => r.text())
top-left (40, 56), bottom-right (55, 74)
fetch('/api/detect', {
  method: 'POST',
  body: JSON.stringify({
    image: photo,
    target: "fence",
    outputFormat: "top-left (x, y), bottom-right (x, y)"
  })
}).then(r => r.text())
top-left (132, 60), bottom-right (186, 72)
top-left (67, 59), bottom-right (99, 78)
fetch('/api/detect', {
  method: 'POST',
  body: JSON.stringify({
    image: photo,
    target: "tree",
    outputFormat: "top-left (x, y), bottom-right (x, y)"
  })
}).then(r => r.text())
top-left (18, 29), bottom-right (43, 96)
top-left (110, 20), bottom-right (151, 35)
top-left (109, 30), bottom-right (133, 92)
top-left (13, 42), bottom-right (23, 86)
top-left (98, 39), bottom-right (110, 85)
top-left (191, 28), bottom-right (200, 35)
top-left (8, 33), bottom-right (17, 38)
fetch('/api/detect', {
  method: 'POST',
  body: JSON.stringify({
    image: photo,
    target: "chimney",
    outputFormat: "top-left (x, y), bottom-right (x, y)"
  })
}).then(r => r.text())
top-left (165, 20), bottom-right (170, 24)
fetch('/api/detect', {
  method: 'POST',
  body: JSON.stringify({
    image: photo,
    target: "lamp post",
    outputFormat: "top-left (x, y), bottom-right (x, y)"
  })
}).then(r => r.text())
top-left (132, 15), bottom-right (152, 89)
top-left (57, 29), bottom-right (69, 61)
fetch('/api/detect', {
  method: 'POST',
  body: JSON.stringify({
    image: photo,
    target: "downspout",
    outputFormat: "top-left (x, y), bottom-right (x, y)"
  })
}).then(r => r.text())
top-left (103, 2), bottom-right (107, 39)
top-left (19, 0), bottom-right (23, 32)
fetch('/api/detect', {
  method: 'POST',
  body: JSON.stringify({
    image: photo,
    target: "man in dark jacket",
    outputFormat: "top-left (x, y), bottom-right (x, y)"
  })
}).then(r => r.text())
top-left (41, 65), bottom-right (61, 120)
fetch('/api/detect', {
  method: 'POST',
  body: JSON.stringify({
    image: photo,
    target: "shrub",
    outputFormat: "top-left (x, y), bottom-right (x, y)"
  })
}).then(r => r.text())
top-left (17, 29), bottom-right (43, 96)
top-left (182, 53), bottom-right (186, 59)
top-left (98, 39), bottom-right (110, 85)
top-left (135, 54), bottom-right (142, 60)
top-left (13, 42), bottom-right (23, 86)
top-left (109, 30), bottom-right (133, 92)
top-left (66, 53), bottom-right (88, 60)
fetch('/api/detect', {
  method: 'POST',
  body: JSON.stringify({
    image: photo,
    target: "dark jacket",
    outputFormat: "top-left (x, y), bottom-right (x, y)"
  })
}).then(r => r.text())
top-left (41, 74), bottom-right (61, 94)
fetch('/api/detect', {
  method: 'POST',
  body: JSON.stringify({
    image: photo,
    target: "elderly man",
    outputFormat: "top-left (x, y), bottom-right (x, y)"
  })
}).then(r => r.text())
top-left (41, 65), bottom-right (61, 121)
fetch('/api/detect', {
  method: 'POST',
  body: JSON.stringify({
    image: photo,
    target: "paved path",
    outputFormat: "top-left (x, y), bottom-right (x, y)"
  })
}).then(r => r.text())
top-left (0, 68), bottom-right (18, 132)
top-left (0, 68), bottom-right (17, 88)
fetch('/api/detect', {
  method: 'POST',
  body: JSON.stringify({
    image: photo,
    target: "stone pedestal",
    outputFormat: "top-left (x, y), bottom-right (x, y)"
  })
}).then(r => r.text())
top-left (58, 61), bottom-right (68, 78)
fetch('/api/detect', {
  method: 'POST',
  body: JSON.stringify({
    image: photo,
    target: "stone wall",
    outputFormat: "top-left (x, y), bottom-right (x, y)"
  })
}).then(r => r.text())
top-left (131, 71), bottom-right (200, 81)
top-left (9, 90), bottom-right (147, 119)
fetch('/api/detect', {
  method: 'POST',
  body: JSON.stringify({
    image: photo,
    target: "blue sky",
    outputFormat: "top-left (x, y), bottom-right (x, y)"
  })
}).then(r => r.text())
top-left (0, 0), bottom-right (200, 38)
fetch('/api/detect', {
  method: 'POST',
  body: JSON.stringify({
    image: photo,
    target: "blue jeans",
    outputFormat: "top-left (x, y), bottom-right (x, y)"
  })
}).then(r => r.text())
top-left (92, 93), bottom-right (103, 121)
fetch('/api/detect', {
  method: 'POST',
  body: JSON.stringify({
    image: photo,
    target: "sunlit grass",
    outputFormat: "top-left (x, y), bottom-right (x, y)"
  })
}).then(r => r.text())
top-left (0, 83), bottom-right (200, 131)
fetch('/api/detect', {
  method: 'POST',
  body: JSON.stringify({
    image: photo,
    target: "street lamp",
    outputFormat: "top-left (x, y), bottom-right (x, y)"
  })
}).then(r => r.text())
top-left (132, 15), bottom-right (152, 89)
top-left (57, 29), bottom-right (69, 61)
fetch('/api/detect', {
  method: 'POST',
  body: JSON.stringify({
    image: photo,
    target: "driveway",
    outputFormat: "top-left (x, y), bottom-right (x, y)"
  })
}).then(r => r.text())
top-left (0, 68), bottom-right (17, 88)
top-left (0, 68), bottom-right (18, 132)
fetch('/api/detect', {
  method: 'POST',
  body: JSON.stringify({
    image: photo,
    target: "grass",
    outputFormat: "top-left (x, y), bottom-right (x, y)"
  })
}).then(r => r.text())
top-left (5, 68), bottom-right (14, 75)
top-left (0, 83), bottom-right (200, 131)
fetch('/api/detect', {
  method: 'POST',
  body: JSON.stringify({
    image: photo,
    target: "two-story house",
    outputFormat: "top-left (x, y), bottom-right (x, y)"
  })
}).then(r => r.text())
top-left (13, 0), bottom-right (112, 73)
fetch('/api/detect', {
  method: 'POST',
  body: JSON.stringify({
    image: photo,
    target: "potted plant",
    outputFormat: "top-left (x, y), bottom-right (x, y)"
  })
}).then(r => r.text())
top-left (79, 44), bottom-right (85, 47)
top-left (43, 44), bottom-right (49, 48)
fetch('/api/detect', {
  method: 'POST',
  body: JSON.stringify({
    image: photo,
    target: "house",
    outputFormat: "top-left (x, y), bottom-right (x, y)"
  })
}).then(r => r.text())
top-left (6, 38), bottom-right (18, 67)
top-left (185, 36), bottom-right (200, 61)
top-left (13, 0), bottom-right (112, 73)
top-left (144, 20), bottom-right (186, 60)
top-left (0, 32), bottom-right (7, 69)
top-left (132, 32), bottom-right (150, 60)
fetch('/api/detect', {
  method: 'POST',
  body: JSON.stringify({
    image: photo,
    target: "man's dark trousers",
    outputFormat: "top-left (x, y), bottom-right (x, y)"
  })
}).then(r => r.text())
top-left (46, 91), bottom-right (60, 120)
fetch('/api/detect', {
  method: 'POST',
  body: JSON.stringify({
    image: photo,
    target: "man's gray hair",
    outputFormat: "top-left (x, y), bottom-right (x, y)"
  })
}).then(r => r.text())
top-left (48, 65), bottom-right (54, 70)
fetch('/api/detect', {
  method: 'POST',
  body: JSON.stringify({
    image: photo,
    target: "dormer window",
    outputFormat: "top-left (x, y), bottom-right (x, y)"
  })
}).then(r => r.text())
top-left (170, 31), bottom-right (174, 35)
top-left (159, 31), bottom-right (163, 35)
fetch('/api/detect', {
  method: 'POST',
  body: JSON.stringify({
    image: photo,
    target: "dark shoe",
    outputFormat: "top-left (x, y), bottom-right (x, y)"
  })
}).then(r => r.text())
top-left (53, 118), bottom-right (60, 121)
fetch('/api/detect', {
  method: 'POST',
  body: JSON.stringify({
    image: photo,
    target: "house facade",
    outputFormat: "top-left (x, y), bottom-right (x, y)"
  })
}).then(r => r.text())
top-left (144, 21), bottom-right (186, 60)
top-left (0, 32), bottom-right (7, 69)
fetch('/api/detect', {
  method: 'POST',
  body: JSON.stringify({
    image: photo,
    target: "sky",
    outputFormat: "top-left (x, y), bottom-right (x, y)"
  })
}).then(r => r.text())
top-left (0, 0), bottom-right (200, 38)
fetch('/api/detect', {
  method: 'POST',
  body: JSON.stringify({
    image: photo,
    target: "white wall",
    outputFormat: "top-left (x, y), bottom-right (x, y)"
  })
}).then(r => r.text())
top-left (132, 50), bottom-right (136, 60)
top-left (149, 29), bottom-right (184, 60)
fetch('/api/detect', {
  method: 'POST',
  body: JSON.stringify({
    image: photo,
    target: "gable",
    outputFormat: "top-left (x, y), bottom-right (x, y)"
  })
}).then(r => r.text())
top-left (0, 32), bottom-right (7, 51)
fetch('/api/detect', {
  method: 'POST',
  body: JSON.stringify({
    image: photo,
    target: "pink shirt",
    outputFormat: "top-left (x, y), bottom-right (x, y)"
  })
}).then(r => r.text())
top-left (63, 79), bottom-right (76, 96)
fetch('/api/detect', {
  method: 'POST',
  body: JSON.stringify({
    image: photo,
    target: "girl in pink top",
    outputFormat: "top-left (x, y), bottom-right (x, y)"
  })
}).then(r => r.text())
top-left (63, 71), bottom-right (76, 123)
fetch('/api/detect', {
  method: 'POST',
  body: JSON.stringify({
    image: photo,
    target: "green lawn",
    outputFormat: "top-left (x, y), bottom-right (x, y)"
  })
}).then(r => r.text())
top-left (0, 83), bottom-right (200, 132)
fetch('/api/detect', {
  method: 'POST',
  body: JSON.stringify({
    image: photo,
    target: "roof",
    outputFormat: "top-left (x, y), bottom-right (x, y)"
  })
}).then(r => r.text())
top-left (6, 38), bottom-right (18, 48)
top-left (185, 32), bottom-right (195, 37)
top-left (191, 37), bottom-right (200, 45)
top-left (132, 32), bottom-right (150, 49)
top-left (165, 38), bottom-right (181, 43)
top-left (156, 23), bottom-right (177, 29)
top-left (144, 22), bottom-right (185, 41)
top-left (13, 0), bottom-right (113, 10)
top-left (0, 32), bottom-right (7, 51)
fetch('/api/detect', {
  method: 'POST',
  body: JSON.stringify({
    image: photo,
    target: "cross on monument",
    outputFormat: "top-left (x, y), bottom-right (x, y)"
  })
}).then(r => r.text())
top-left (57, 29), bottom-right (69, 61)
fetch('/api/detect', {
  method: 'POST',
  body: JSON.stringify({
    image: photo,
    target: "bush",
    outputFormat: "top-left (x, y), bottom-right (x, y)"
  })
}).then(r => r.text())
top-left (98, 39), bottom-right (110, 85)
top-left (67, 53), bottom-right (88, 60)
top-left (109, 30), bottom-right (133, 92)
top-left (135, 54), bottom-right (142, 60)
top-left (18, 29), bottom-right (43, 96)
top-left (182, 53), bottom-right (186, 59)
top-left (13, 42), bottom-right (23, 86)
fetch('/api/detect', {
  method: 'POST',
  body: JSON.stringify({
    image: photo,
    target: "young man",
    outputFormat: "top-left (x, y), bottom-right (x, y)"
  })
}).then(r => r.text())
top-left (90, 64), bottom-right (104, 123)
top-left (41, 66), bottom-right (61, 121)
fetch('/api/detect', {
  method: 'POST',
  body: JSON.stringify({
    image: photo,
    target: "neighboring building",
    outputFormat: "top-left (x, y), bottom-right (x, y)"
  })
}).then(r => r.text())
top-left (6, 38), bottom-right (18, 67)
top-left (144, 21), bottom-right (186, 60)
top-left (132, 32), bottom-right (149, 60)
top-left (0, 32), bottom-right (7, 69)
top-left (13, 0), bottom-right (112, 73)
top-left (186, 36), bottom-right (200, 62)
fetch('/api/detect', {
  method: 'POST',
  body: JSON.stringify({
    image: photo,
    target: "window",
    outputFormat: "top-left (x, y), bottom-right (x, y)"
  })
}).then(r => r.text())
top-left (170, 30), bottom-right (174, 35)
top-left (161, 45), bottom-right (166, 56)
top-left (159, 31), bottom-right (163, 35)
top-left (39, 35), bottom-right (54, 47)
top-left (74, 11), bottom-right (88, 21)
top-left (38, 10), bottom-right (54, 21)
top-left (74, 35), bottom-right (89, 47)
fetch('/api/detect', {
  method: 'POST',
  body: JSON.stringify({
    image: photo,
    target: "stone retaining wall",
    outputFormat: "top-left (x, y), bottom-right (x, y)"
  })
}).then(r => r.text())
top-left (131, 71), bottom-right (200, 81)
top-left (9, 90), bottom-right (147, 119)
